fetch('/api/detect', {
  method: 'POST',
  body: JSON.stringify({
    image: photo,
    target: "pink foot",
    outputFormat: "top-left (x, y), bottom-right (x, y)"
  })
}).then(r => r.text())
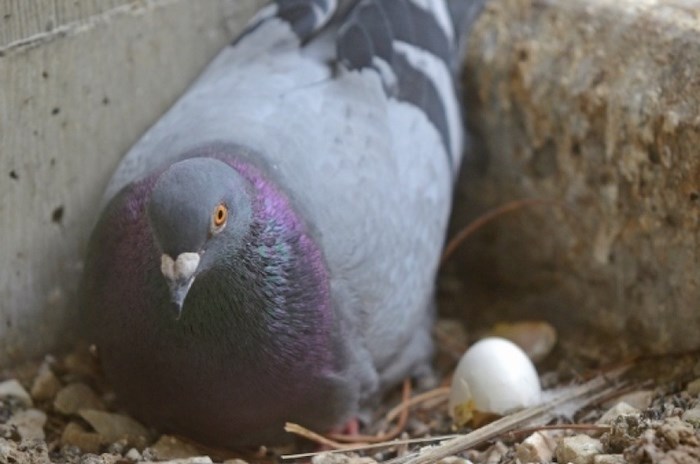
top-left (333, 418), bottom-right (360, 437)
top-left (317, 418), bottom-right (361, 450)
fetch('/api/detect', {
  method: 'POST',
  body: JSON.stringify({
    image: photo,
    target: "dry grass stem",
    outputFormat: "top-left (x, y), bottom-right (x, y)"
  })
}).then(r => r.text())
top-left (384, 387), bottom-right (451, 423)
top-left (441, 198), bottom-right (563, 264)
top-left (387, 368), bottom-right (628, 464)
top-left (281, 435), bottom-right (460, 460)
top-left (328, 379), bottom-right (412, 443)
top-left (286, 380), bottom-right (413, 449)
top-left (284, 422), bottom-right (353, 449)
top-left (505, 423), bottom-right (611, 441)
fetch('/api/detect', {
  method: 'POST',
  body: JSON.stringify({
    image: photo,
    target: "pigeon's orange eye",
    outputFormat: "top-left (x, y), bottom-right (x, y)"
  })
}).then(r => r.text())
top-left (212, 204), bottom-right (228, 231)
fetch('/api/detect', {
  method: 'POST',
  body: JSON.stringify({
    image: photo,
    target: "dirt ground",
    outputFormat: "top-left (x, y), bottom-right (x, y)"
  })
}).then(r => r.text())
top-left (1, 317), bottom-right (700, 464)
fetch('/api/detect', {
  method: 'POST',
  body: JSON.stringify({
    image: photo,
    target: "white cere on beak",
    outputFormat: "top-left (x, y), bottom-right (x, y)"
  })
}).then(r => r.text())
top-left (160, 252), bottom-right (200, 282)
top-left (161, 255), bottom-right (175, 280)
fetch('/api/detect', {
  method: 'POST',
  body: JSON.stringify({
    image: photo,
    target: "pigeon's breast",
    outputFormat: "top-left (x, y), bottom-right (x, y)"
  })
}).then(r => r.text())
top-left (83, 156), bottom-right (353, 447)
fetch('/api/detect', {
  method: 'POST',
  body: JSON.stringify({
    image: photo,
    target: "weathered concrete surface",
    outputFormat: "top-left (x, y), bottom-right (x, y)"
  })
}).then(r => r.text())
top-left (0, 0), bottom-right (264, 365)
top-left (444, 0), bottom-right (700, 356)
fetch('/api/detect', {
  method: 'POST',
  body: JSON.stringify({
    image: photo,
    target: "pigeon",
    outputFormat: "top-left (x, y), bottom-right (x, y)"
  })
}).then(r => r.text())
top-left (81, 0), bottom-right (485, 448)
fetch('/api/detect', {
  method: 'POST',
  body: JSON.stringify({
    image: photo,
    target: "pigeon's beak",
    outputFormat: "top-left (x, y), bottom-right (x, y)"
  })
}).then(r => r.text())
top-left (160, 252), bottom-right (201, 319)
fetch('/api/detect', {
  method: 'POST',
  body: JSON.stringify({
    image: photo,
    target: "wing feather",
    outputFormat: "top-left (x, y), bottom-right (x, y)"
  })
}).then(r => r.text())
top-left (337, 0), bottom-right (463, 173)
top-left (233, 0), bottom-right (338, 46)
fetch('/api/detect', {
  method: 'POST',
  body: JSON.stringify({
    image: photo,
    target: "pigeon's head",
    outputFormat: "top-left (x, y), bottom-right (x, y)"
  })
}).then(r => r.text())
top-left (147, 157), bottom-right (253, 316)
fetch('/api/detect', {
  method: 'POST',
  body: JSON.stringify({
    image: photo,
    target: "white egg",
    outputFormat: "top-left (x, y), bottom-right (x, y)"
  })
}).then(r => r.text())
top-left (448, 337), bottom-right (542, 425)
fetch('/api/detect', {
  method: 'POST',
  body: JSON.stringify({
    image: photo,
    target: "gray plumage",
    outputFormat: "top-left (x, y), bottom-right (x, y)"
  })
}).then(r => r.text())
top-left (82, 0), bottom-right (485, 447)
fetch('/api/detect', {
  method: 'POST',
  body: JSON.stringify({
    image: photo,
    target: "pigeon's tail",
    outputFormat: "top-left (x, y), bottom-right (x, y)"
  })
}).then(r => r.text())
top-left (227, 0), bottom-right (487, 170)
top-left (447, 0), bottom-right (489, 72)
top-left (232, 0), bottom-right (340, 46)
top-left (336, 0), bottom-right (487, 171)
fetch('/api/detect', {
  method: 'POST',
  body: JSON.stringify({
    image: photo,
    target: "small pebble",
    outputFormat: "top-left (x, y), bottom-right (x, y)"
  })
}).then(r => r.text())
top-left (0, 379), bottom-right (33, 407)
top-left (312, 453), bottom-right (378, 464)
top-left (602, 390), bottom-right (653, 410)
top-left (593, 454), bottom-right (626, 464)
top-left (7, 408), bottom-right (47, 440)
top-left (686, 378), bottom-right (700, 397)
top-left (436, 457), bottom-right (473, 464)
top-left (515, 431), bottom-right (557, 463)
top-left (79, 409), bottom-right (150, 448)
top-left (597, 402), bottom-right (640, 424)
top-left (603, 413), bottom-right (646, 452)
top-left (0, 436), bottom-right (50, 462)
top-left (482, 441), bottom-right (508, 464)
top-left (147, 435), bottom-right (201, 460)
top-left (62, 422), bottom-right (102, 454)
top-left (406, 418), bottom-right (430, 436)
top-left (125, 448), bottom-right (142, 461)
top-left (139, 458), bottom-right (213, 464)
top-left (54, 383), bottom-right (105, 415)
top-left (61, 444), bottom-right (84, 461)
top-left (488, 321), bottom-right (557, 362)
top-left (681, 406), bottom-right (700, 426)
top-left (555, 435), bottom-right (603, 464)
top-left (79, 453), bottom-right (123, 464)
top-left (106, 438), bottom-right (128, 454)
top-left (141, 447), bottom-right (157, 461)
top-left (63, 350), bottom-right (99, 380)
top-left (30, 361), bottom-right (62, 402)
top-left (0, 438), bottom-right (21, 462)
top-left (659, 416), bottom-right (695, 446)
top-left (621, 390), bottom-right (654, 410)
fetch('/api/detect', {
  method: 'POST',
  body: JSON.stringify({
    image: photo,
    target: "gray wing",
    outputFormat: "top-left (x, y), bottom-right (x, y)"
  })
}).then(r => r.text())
top-left (233, 0), bottom-right (338, 46)
top-left (337, 0), bottom-right (463, 173)
top-left (331, 0), bottom-right (465, 393)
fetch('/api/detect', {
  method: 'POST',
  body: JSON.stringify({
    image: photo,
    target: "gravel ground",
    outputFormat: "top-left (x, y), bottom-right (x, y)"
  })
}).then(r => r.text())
top-left (1, 320), bottom-right (700, 464)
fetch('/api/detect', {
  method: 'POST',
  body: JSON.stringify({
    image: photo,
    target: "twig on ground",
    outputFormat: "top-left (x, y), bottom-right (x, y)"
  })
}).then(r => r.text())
top-left (433, 325), bottom-right (469, 361)
top-left (328, 379), bottom-right (412, 443)
top-left (385, 367), bottom-right (628, 464)
top-left (384, 387), bottom-right (450, 423)
top-left (440, 198), bottom-right (564, 265)
top-left (284, 423), bottom-right (352, 450)
top-left (286, 380), bottom-right (414, 449)
top-left (504, 423), bottom-right (611, 441)
top-left (281, 435), bottom-right (460, 460)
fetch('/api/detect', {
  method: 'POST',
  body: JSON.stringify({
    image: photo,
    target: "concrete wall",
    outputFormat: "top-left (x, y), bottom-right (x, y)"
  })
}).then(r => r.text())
top-left (0, 0), bottom-right (265, 365)
top-left (444, 0), bottom-right (700, 358)
top-left (3, 0), bottom-right (699, 366)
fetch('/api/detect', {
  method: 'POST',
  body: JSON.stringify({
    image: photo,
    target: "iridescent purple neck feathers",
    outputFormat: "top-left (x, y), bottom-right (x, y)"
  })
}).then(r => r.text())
top-left (84, 150), bottom-right (340, 446)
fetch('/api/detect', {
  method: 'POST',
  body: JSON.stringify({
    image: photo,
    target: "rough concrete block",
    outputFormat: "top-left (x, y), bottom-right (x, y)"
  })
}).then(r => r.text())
top-left (0, 0), bottom-right (264, 365)
top-left (443, 0), bottom-right (700, 356)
